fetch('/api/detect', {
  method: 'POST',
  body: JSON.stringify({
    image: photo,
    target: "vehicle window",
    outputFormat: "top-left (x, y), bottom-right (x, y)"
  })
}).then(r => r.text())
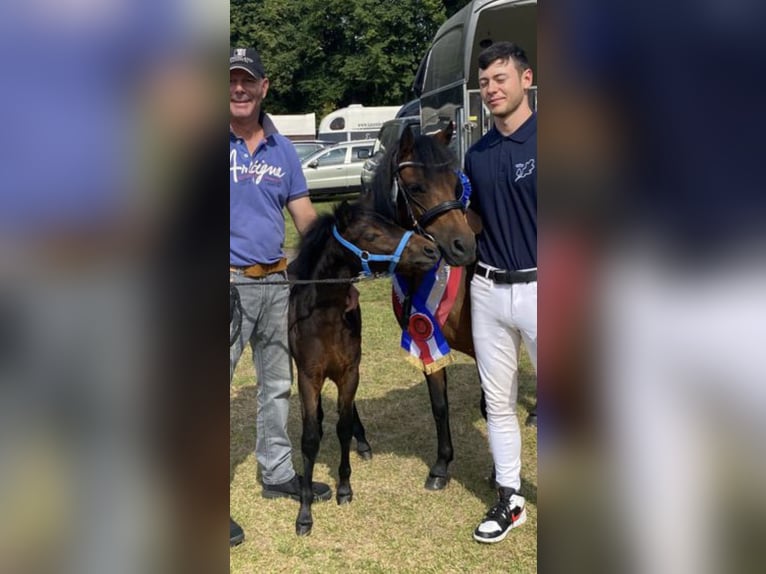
top-left (329, 117), bottom-right (345, 131)
top-left (315, 147), bottom-right (346, 167)
top-left (423, 26), bottom-right (464, 92)
top-left (351, 146), bottom-right (372, 162)
top-left (295, 144), bottom-right (323, 161)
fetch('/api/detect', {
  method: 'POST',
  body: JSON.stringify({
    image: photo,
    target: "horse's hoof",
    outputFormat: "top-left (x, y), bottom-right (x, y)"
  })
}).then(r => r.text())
top-left (425, 474), bottom-right (449, 491)
top-left (295, 522), bottom-right (313, 536)
top-left (337, 492), bottom-right (353, 505)
top-left (356, 447), bottom-right (373, 461)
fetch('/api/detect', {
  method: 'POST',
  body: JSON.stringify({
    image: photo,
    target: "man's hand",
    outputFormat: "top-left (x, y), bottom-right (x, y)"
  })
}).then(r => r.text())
top-left (345, 285), bottom-right (360, 313)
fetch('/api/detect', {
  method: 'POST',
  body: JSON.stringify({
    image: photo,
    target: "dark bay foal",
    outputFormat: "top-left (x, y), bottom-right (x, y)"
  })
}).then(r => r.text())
top-left (288, 201), bottom-right (438, 535)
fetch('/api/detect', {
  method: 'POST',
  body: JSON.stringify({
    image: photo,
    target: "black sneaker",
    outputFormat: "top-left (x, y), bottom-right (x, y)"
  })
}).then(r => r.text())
top-left (262, 474), bottom-right (332, 502)
top-left (473, 487), bottom-right (527, 543)
top-left (230, 517), bottom-right (244, 547)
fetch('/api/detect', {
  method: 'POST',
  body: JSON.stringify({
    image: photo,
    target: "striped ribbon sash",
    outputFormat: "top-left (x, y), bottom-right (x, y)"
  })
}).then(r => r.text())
top-left (392, 261), bottom-right (463, 374)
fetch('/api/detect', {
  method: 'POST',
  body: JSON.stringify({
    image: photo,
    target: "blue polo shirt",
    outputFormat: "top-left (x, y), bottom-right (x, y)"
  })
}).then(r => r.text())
top-left (465, 113), bottom-right (537, 272)
top-left (230, 113), bottom-right (309, 266)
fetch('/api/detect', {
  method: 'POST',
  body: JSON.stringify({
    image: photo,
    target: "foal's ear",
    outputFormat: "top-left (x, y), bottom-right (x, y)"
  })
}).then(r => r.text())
top-left (400, 125), bottom-right (415, 155)
top-left (335, 200), bottom-right (353, 230)
top-left (434, 122), bottom-right (454, 146)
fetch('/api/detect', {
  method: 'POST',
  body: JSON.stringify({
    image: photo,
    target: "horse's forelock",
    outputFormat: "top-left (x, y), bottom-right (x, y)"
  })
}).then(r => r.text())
top-left (368, 133), bottom-right (458, 217)
top-left (408, 133), bottom-right (458, 180)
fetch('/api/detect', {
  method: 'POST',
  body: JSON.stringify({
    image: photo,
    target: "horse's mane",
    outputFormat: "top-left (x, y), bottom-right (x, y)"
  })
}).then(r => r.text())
top-left (366, 130), bottom-right (459, 220)
top-left (292, 201), bottom-right (361, 281)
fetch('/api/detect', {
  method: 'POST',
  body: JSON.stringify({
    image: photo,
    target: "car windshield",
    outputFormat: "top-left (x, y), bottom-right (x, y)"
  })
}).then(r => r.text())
top-left (294, 143), bottom-right (325, 161)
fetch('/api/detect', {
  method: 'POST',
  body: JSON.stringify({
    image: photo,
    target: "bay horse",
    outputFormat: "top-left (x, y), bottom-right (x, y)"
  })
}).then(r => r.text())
top-left (358, 123), bottom-right (480, 490)
top-left (288, 200), bottom-right (439, 536)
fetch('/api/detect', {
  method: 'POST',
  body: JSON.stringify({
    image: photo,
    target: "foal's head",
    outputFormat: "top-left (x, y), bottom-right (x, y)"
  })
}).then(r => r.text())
top-left (293, 201), bottom-right (439, 281)
top-left (333, 201), bottom-right (439, 276)
top-left (367, 124), bottom-right (476, 267)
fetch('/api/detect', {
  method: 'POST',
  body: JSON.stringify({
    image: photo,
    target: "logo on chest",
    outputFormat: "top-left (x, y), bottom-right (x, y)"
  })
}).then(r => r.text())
top-left (514, 158), bottom-right (535, 182)
top-left (230, 149), bottom-right (286, 184)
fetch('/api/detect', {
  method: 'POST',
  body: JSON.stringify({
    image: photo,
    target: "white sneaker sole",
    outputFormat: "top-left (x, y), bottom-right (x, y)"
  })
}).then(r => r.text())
top-left (473, 507), bottom-right (527, 544)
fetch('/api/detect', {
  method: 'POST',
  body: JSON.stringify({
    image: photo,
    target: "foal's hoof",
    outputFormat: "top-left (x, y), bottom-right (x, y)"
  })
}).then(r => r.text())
top-left (337, 491), bottom-right (353, 505)
top-left (295, 521), bottom-right (313, 536)
top-left (425, 474), bottom-right (449, 491)
top-left (356, 445), bottom-right (373, 461)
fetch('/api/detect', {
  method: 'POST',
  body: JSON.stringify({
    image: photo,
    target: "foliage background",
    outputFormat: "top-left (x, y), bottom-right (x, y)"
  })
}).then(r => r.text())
top-left (230, 0), bottom-right (473, 119)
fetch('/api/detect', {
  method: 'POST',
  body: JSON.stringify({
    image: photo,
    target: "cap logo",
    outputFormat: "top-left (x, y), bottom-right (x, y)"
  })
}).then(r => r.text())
top-left (231, 48), bottom-right (252, 64)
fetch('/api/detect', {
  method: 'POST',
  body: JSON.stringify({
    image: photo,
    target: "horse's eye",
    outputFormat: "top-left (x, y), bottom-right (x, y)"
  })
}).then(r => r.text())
top-left (363, 232), bottom-right (378, 242)
top-left (407, 183), bottom-right (424, 194)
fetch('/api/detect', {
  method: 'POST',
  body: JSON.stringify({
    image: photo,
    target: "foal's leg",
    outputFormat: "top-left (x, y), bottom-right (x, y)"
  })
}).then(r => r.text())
top-left (351, 401), bottom-right (372, 460)
top-left (424, 369), bottom-right (454, 490)
top-left (317, 393), bottom-right (325, 441)
top-left (336, 371), bottom-right (360, 505)
top-left (296, 375), bottom-right (322, 536)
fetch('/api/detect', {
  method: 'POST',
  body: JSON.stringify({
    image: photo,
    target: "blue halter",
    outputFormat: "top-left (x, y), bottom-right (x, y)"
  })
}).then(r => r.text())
top-left (331, 225), bottom-right (414, 276)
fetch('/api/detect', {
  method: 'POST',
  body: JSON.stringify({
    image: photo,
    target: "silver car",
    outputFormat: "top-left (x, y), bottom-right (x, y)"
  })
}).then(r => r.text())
top-left (292, 140), bottom-right (335, 162)
top-left (302, 140), bottom-right (375, 199)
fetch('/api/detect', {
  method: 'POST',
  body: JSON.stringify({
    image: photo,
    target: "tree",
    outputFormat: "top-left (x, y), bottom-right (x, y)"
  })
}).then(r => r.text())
top-left (230, 0), bottom-right (457, 120)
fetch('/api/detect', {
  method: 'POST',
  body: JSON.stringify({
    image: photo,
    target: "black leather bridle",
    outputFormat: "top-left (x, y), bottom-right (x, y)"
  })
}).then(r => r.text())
top-left (390, 159), bottom-right (465, 235)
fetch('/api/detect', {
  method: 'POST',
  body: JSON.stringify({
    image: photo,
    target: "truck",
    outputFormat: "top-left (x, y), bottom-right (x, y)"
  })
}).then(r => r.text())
top-left (317, 104), bottom-right (402, 143)
top-left (415, 0), bottom-right (537, 164)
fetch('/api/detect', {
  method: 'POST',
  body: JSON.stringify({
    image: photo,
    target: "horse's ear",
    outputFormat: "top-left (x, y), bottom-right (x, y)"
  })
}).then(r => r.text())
top-left (336, 200), bottom-right (352, 230)
top-left (434, 122), bottom-right (454, 146)
top-left (400, 125), bottom-right (415, 155)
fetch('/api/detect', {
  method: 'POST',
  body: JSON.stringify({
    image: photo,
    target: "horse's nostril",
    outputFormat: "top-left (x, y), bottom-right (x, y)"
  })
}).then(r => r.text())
top-left (452, 238), bottom-right (466, 254)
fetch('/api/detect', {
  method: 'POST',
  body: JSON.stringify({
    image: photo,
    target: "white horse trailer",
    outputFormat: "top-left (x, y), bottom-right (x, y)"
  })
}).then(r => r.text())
top-left (318, 104), bottom-right (402, 143)
top-left (268, 113), bottom-right (317, 141)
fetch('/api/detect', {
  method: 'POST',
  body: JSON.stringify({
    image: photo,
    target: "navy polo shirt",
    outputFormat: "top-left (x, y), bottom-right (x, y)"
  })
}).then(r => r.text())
top-left (465, 113), bottom-right (537, 272)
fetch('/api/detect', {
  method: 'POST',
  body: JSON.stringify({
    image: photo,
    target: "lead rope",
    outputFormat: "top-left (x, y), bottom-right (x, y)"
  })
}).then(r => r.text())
top-left (230, 284), bottom-right (242, 347)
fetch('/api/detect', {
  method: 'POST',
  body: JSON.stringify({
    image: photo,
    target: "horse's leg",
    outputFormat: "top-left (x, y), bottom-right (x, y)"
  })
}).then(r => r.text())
top-left (296, 375), bottom-right (322, 536)
top-left (424, 369), bottom-right (454, 490)
top-left (351, 401), bottom-right (372, 460)
top-left (317, 393), bottom-right (325, 441)
top-left (336, 372), bottom-right (359, 505)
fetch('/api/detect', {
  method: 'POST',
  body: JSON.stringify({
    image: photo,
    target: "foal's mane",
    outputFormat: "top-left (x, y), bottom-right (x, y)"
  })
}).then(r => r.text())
top-left (367, 129), bottom-right (458, 221)
top-left (292, 201), bottom-right (360, 281)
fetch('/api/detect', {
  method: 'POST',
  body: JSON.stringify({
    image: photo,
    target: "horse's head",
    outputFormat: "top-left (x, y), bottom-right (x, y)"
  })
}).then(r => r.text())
top-left (367, 124), bottom-right (476, 267)
top-left (334, 201), bottom-right (439, 276)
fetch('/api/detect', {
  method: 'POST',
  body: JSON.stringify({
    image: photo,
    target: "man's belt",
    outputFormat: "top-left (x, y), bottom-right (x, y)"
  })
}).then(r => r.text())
top-left (476, 262), bottom-right (536, 284)
top-left (230, 257), bottom-right (287, 279)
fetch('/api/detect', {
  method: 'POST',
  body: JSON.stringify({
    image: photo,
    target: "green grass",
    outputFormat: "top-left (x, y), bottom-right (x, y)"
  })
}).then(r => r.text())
top-left (230, 246), bottom-right (538, 572)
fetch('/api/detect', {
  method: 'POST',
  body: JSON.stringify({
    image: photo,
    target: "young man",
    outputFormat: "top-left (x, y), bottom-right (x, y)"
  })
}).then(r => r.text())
top-left (228, 47), bottom-right (330, 546)
top-left (465, 42), bottom-right (537, 544)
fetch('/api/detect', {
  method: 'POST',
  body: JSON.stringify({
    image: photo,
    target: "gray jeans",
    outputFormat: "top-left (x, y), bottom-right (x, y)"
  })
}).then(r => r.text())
top-left (230, 272), bottom-right (295, 485)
